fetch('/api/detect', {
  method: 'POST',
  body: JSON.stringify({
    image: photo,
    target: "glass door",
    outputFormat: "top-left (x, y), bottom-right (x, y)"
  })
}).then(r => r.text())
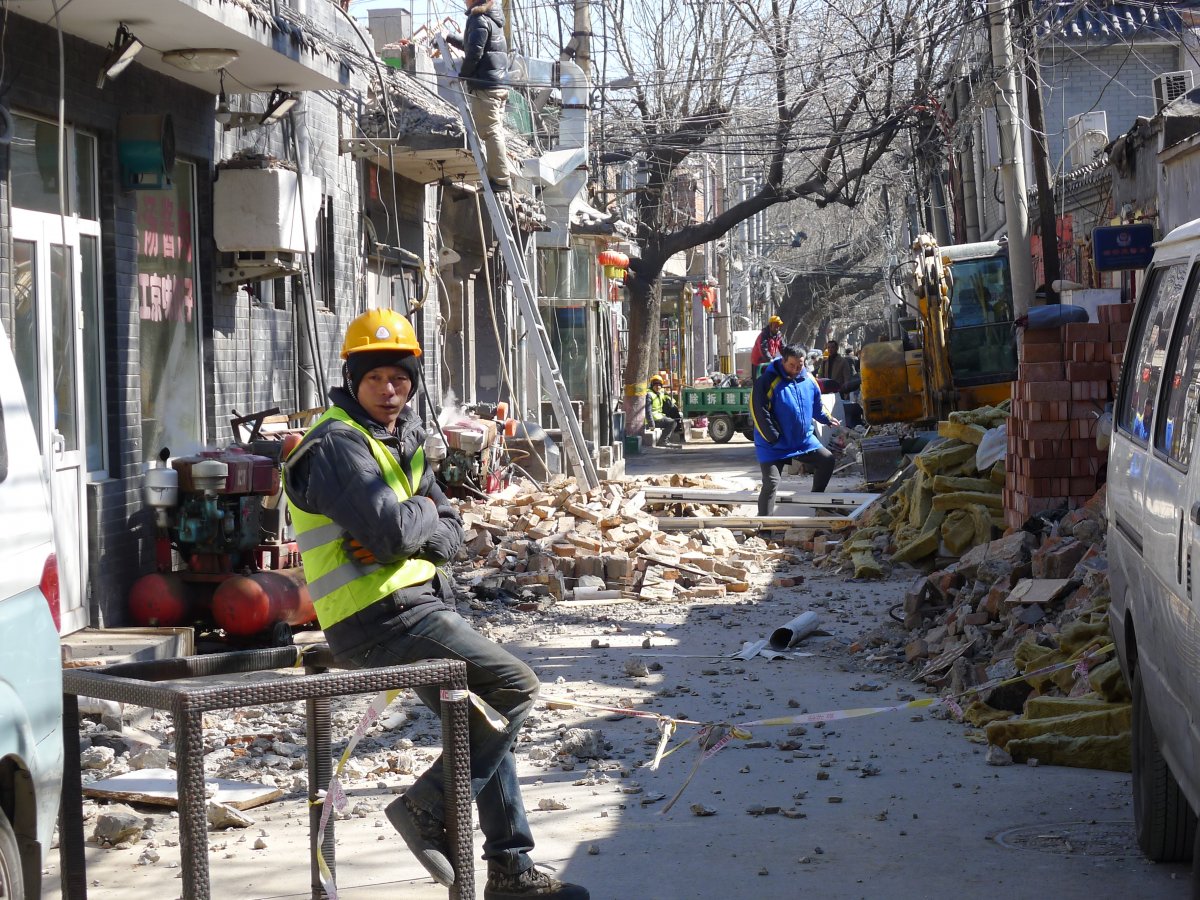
top-left (11, 214), bottom-right (90, 634)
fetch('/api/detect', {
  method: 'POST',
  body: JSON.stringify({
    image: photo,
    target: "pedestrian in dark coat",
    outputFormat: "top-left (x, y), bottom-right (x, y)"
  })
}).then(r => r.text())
top-left (751, 344), bottom-right (839, 515)
top-left (461, 0), bottom-right (512, 190)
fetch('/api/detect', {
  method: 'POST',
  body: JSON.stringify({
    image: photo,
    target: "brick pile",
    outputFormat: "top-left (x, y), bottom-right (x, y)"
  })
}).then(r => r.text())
top-left (1003, 303), bottom-right (1134, 528)
top-left (455, 475), bottom-right (764, 607)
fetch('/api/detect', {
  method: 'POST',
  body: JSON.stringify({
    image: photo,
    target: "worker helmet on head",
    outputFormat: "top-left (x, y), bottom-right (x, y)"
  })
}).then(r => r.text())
top-left (649, 375), bottom-right (664, 387)
top-left (768, 315), bottom-right (783, 327)
top-left (341, 308), bottom-right (422, 359)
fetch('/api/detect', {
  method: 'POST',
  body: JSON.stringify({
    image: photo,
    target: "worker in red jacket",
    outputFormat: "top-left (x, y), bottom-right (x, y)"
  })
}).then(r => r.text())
top-left (750, 315), bottom-right (785, 371)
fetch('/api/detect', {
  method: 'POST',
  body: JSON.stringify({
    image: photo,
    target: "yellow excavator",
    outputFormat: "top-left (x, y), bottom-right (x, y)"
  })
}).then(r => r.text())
top-left (860, 234), bottom-right (1016, 424)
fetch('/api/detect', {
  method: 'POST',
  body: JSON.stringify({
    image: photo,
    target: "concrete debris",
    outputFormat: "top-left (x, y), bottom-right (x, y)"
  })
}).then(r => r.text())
top-left (129, 747), bottom-right (171, 771)
top-left (81, 746), bottom-right (117, 770)
top-left (623, 659), bottom-right (650, 678)
top-left (92, 805), bottom-right (147, 846)
top-left (558, 728), bottom-right (607, 760)
top-left (985, 744), bottom-right (1013, 766)
top-left (207, 801), bottom-right (256, 830)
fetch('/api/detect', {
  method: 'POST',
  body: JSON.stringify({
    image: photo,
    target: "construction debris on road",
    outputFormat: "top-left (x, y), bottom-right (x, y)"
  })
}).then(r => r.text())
top-left (818, 402), bottom-right (1129, 774)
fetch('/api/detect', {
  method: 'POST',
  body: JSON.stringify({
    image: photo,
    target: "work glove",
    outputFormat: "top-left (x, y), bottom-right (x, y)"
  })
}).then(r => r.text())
top-left (344, 536), bottom-right (378, 566)
top-left (420, 520), bottom-right (463, 565)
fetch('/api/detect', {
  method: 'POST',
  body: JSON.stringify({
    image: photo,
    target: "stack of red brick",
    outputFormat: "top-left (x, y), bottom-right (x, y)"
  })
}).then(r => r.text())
top-left (1003, 303), bottom-right (1134, 528)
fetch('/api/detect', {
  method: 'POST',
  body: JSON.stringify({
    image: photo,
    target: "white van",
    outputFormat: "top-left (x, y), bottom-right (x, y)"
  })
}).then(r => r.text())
top-left (0, 317), bottom-right (64, 898)
top-left (1107, 217), bottom-right (1200, 868)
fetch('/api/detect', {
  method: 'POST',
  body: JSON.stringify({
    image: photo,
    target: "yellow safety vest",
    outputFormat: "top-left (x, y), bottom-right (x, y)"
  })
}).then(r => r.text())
top-left (284, 407), bottom-right (437, 630)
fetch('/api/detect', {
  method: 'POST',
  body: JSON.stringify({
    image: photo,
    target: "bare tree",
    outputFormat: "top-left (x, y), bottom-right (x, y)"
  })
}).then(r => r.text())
top-left (599, 0), bottom-right (956, 425)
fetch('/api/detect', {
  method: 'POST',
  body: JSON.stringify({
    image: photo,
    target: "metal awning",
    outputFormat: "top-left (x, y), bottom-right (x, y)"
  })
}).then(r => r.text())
top-left (7, 0), bottom-right (349, 94)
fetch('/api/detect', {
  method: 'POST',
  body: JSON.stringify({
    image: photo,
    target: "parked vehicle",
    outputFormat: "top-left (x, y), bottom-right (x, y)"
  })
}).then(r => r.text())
top-left (0, 318), bottom-right (64, 898)
top-left (1106, 217), bottom-right (1200, 870)
top-left (680, 384), bottom-right (754, 443)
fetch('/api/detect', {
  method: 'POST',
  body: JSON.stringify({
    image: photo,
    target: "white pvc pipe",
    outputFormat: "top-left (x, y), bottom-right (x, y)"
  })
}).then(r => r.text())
top-left (768, 611), bottom-right (821, 650)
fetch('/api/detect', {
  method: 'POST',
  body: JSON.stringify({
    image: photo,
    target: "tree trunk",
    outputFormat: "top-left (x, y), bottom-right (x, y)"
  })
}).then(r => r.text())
top-left (621, 265), bottom-right (662, 433)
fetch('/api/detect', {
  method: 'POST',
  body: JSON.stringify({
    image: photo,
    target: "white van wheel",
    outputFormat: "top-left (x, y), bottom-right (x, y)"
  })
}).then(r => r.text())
top-left (0, 814), bottom-right (25, 900)
top-left (1132, 667), bottom-right (1197, 862)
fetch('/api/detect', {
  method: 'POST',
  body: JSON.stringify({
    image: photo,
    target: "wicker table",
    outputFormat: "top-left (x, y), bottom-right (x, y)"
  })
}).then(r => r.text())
top-left (59, 645), bottom-right (475, 899)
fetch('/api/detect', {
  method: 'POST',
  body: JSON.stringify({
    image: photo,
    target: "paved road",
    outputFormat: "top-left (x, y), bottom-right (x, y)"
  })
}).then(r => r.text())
top-left (48, 437), bottom-right (1191, 899)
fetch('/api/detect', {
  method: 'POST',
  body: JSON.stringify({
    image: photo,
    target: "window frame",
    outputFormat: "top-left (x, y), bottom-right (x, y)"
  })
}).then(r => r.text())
top-left (9, 114), bottom-right (106, 477)
top-left (1115, 259), bottom-right (1192, 446)
top-left (1151, 261), bottom-right (1200, 470)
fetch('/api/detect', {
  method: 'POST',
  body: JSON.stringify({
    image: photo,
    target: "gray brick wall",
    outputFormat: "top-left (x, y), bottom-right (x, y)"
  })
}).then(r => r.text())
top-left (1040, 43), bottom-right (1178, 174)
top-left (1, 11), bottom-right (371, 627)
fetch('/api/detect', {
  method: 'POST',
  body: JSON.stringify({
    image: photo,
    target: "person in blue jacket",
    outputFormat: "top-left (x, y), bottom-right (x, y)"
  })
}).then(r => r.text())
top-left (751, 344), bottom-right (839, 515)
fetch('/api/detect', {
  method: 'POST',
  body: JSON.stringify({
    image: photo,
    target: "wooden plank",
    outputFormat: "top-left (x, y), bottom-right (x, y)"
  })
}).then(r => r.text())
top-left (654, 515), bottom-right (858, 532)
top-left (642, 487), bottom-right (877, 508)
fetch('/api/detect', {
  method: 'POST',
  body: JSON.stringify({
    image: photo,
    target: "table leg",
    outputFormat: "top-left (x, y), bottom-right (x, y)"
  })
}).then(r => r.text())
top-left (175, 704), bottom-right (210, 899)
top-left (441, 690), bottom-right (474, 900)
top-left (59, 693), bottom-right (86, 900)
top-left (306, 677), bottom-right (334, 899)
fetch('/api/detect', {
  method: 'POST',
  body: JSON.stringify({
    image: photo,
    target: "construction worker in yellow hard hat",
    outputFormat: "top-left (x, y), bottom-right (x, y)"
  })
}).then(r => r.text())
top-left (751, 315), bottom-right (785, 371)
top-left (646, 374), bottom-right (684, 447)
top-left (284, 308), bottom-right (589, 899)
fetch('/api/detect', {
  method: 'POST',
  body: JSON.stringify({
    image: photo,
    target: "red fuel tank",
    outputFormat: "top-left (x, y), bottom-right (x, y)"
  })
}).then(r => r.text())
top-left (128, 573), bottom-right (191, 627)
top-left (211, 568), bottom-right (315, 636)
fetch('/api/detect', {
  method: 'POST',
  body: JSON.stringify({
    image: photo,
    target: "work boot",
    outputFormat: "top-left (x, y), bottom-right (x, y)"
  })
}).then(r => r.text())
top-left (484, 865), bottom-right (589, 900)
top-left (385, 794), bottom-right (455, 887)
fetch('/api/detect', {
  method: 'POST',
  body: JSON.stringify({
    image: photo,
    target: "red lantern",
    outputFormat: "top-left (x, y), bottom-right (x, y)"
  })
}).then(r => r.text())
top-left (698, 284), bottom-right (716, 310)
top-left (598, 249), bottom-right (630, 279)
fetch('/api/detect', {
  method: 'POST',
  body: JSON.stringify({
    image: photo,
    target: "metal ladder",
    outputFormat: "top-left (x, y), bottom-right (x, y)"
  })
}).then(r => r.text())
top-left (437, 40), bottom-right (599, 489)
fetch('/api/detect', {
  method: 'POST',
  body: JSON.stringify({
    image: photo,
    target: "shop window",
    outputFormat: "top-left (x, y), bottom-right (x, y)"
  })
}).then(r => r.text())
top-left (138, 161), bottom-right (203, 463)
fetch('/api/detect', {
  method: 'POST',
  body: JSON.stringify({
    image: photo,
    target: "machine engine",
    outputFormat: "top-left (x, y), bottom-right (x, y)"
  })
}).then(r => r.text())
top-left (130, 435), bottom-right (315, 644)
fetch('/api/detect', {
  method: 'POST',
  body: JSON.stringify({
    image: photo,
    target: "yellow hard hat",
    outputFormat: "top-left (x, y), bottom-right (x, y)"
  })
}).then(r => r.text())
top-left (341, 308), bottom-right (422, 359)
top-left (650, 375), bottom-right (664, 386)
top-left (768, 315), bottom-right (783, 327)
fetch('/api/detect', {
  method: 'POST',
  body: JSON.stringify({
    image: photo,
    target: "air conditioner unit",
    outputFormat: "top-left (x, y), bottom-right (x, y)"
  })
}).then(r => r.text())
top-left (1067, 111), bottom-right (1108, 170)
top-left (1154, 70), bottom-right (1194, 112)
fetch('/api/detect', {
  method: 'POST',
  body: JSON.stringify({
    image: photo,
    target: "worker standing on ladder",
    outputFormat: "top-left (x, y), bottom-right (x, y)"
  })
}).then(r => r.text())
top-left (460, 0), bottom-right (512, 192)
top-left (284, 309), bottom-right (588, 900)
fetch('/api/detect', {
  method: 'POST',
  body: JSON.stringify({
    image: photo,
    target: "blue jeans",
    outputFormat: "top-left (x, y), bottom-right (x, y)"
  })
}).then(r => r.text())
top-left (347, 608), bottom-right (538, 875)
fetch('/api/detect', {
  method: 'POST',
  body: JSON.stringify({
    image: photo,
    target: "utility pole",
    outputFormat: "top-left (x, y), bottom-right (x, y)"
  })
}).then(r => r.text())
top-left (988, 0), bottom-right (1034, 316)
top-left (1021, 0), bottom-right (1059, 300)
top-left (572, 0), bottom-right (591, 78)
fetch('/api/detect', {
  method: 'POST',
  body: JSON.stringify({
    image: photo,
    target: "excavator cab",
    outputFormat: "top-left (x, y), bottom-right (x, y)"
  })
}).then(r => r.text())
top-left (860, 236), bottom-right (1016, 425)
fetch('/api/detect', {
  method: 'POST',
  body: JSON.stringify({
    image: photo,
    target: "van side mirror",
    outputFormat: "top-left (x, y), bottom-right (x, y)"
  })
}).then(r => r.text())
top-left (1096, 404), bottom-right (1114, 451)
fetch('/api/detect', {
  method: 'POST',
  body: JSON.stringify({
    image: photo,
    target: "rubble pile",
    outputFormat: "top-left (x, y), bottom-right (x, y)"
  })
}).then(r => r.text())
top-left (456, 474), bottom-right (774, 606)
top-left (864, 485), bottom-right (1131, 771)
top-left (832, 405), bottom-right (1010, 578)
